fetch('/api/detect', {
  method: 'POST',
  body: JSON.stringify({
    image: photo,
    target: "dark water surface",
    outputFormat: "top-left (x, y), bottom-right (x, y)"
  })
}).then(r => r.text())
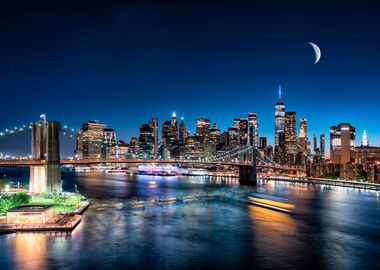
top-left (0, 168), bottom-right (380, 270)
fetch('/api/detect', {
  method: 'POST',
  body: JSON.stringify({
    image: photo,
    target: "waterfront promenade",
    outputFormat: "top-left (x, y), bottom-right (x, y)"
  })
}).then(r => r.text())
top-left (261, 175), bottom-right (380, 191)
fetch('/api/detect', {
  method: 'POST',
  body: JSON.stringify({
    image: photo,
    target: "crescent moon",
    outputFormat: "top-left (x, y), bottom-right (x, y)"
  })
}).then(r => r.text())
top-left (308, 42), bottom-right (321, 64)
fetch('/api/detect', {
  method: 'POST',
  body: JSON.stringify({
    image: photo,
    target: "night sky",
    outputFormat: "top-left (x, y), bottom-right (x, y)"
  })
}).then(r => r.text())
top-left (0, 0), bottom-right (379, 156)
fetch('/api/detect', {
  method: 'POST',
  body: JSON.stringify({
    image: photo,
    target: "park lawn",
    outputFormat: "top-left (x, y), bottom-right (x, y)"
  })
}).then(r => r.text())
top-left (54, 205), bottom-right (76, 214)
top-left (0, 192), bottom-right (81, 216)
top-left (30, 194), bottom-right (80, 214)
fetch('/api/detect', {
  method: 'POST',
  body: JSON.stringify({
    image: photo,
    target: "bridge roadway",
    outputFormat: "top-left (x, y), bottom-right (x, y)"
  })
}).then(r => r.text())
top-left (0, 158), bottom-right (306, 172)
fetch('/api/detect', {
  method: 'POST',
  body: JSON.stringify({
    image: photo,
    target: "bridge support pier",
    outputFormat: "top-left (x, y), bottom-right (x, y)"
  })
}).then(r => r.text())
top-left (30, 165), bottom-right (61, 194)
top-left (239, 146), bottom-right (257, 185)
top-left (29, 121), bottom-right (61, 194)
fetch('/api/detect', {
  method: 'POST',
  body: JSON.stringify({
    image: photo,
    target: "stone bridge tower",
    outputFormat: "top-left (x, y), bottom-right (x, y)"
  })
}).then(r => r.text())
top-left (29, 121), bottom-right (61, 194)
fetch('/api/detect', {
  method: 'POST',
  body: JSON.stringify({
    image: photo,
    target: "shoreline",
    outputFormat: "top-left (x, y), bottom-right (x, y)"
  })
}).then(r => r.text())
top-left (261, 177), bottom-right (380, 191)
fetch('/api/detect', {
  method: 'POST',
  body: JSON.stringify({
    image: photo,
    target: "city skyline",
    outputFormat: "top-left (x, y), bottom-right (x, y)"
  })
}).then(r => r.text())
top-left (0, 91), bottom-right (375, 158)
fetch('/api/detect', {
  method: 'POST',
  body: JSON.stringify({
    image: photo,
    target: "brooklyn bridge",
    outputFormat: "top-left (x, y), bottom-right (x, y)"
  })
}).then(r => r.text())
top-left (0, 120), bottom-right (306, 194)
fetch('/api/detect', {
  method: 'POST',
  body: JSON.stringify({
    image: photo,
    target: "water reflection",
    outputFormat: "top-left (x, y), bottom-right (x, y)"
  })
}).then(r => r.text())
top-left (0, 170), bottom-right (379, 269)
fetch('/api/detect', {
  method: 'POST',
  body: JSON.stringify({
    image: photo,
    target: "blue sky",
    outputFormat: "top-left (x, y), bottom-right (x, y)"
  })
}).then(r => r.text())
top-left (0, 0), bottom-right (379, 156)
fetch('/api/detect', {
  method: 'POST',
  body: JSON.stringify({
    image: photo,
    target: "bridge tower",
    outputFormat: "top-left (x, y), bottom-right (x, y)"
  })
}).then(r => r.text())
top-left (239, 146), bottom-right (257, 185)
top-left (29, 121), bottom-right (61, 194)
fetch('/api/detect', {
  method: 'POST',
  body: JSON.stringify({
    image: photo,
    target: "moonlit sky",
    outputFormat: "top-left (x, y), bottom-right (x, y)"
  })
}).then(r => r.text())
top-left (0, 0), bottom-right (379, 156)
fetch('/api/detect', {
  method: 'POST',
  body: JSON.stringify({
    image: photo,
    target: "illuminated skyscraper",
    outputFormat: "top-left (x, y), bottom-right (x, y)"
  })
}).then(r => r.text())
top-left (330, 123), bottom-right (356, 164)
top-left (103, 128), bottom-right (117, 158)
top-left (320, 134), bottom-right (325, 160)
top-left (228, 128), bottom-right (239, 149)
top-left (248, 112), bottom-right (258, 147)
top-left (161, 113), bottom-right (179, 158)
top-left (171, 112), bottom-right (178, 141)
top-left (285, 111), bottom-right (297, 166)
top-left (298, 118), bottom-right (309, 164)
top-left (210, 123), bottom-right (220, 145)
top-left (128, 137), bottom-right (139, 156)
top-left (151, 118), bottom-right (158, 157)
top-left (259, 137), bottom-right (267, 149)
top-left (361, 130), bottom-right (369, 146)
top-left (179, 117), bottom-right (187, 156)
top-left (76, 120), bottom-right (107, 159)
top-left (196, 117), bottom-right (211, 140)
top-left (239, 118), bottom-right (248, 146)
top-left (139, 123), bottom-right (154, 157)
top-left (275, 85), bottom-right (286, 147)
top-left (179, 117), bottom-right (187, 144)
top-left (299, 118), bottom-right (307, 138)
top-left (221, 131), bottom-right (229, 150)
top-left (162, 113), bottom-right (179, 159)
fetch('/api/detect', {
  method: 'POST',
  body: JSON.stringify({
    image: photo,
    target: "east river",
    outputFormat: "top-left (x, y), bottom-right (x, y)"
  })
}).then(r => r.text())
top-left (0, 168), bottom-right (380, 270)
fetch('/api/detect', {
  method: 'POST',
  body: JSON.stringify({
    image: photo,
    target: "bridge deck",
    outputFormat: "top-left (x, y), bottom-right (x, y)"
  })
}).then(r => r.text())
top-left (0, 158), bottom-right (306, 172)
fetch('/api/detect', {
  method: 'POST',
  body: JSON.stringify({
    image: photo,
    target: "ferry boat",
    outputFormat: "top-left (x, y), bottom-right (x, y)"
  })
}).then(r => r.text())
top-left (247, 193), bottom-right (295, 213)
top-left (183, 169), bottom-right (210, 176)
top-left (137, 165), bottom-right (179, 176)
top-left (106, 168), bottom-right (129, 174)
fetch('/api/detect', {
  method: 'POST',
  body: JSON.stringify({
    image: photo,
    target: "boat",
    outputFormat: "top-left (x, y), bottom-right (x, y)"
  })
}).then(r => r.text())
top-left (247, 193), bottom-right (295, 213)
top-left (179, 194), bottom-right (196, 202)
top-left (159, 197), bottom-right (177, 203)
top-left (137, 165), bottom-right (179, 176)
top-left (106, 168), bottom-right (129, 174)
top-left (182, 169), bottom-right (210, 176)
top-left (129, 200), bottom-right (146, 208)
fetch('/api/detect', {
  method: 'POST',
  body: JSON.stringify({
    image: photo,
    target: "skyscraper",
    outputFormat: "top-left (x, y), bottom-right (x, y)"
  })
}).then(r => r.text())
top-left (228, 128), bottom-right (239, 149)
top-left (210, 122), bottom-right (220, 145)
top-left (161, 113), bottom-right (179, 159)
top-left (171, 112), bottom-right (178, 141)
top-left (151, 118), bottom-right (158, 158)
top-left (248, 112), bottom-right (258, 147)
top-left (103, 128), bottom-right (117, 158)
top-left (259, 137), bottom-right (267, 149)
top-left (196, 117), bottom-right (211, 140)
top-left (179, 117), bottom-right (187, 144)
top-left (275, 85), bottom-right (286, 147)
top-left (139, 123), bottom-right (154, 157)
top-left (330, 123), bottom-right (356, 164)
top-left (285, 111), bottom-right (297, 166)
top-left (128, 137), bottom-right (140, 156)
top-left (299, 118), bottom-right (307, 138)
top-left (320, 134), bottom-right (325, 160)
top-left (179, 117), bottom-right (187, 156)
top-left (313, 133), bottom-right (318, 154)
top-left (239, 118), bottom-right (248, 146)
top-left (361, 130), bottom-right (369, 146)
top-left (76, 120), bottom-right (107, 159)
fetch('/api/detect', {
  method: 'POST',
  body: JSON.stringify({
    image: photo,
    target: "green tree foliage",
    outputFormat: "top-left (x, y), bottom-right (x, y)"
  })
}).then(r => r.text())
top-left (0, 192), bottom-right (32, 216)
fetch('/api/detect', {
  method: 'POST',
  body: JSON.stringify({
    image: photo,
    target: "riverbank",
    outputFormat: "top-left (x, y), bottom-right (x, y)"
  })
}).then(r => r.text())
top-left (261, 176), bottom-right (380, 191)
